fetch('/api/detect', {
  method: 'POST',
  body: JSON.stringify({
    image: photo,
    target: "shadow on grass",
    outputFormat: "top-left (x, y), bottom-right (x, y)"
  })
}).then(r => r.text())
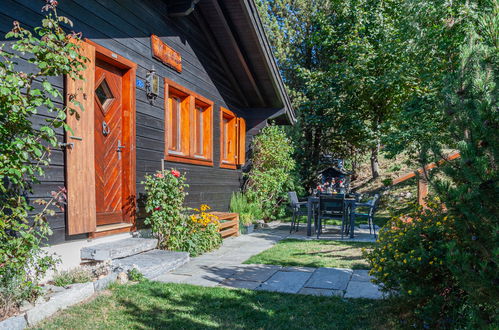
top-left (42, 281), bottom-right (391, 329)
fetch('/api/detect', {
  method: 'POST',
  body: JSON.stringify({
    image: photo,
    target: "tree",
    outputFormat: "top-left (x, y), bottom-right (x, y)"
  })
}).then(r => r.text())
top-left (433, 0), bottom-right (498, 322)
top-left (258, 0), bottom-right (409, 186)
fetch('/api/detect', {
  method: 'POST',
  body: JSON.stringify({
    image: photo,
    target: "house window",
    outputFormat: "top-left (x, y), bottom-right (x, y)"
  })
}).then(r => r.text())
top-left (164, 78), bottom-right (213, 166)
top-left (220, 107), bottom-right (246, 169)
top-left (169, 96), bottom-right (182, 153)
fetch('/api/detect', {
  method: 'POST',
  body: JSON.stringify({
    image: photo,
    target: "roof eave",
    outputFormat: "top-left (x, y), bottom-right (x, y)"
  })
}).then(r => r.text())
top-left (241, 0), bottom-right (296, 124)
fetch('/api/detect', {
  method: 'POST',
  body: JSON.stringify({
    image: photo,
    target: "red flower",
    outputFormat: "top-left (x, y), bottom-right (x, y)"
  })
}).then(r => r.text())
top-left (154, 172), bottom-right (164, 178)
top-left (171, 169), bottom-right (181, 178)
top-left (154, 206), bottom-right (161, 211)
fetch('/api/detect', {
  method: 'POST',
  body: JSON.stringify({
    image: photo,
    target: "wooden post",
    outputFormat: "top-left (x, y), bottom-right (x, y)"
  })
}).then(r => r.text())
top-left (417, 177), bottom-right (429, 207)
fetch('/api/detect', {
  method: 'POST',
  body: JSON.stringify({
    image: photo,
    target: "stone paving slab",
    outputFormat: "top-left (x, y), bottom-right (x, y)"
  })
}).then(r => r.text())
top-left (219, 279), bottom-right (262, 290)
top-left (281, 266), bottom-right (316, 273)
top-left (231, 265), bottom-right (282, 282)
top-left (81, 238), bottom-right (158, 261)
top-left (257, 271), bottom-right (312, 294)
top-left (344, 281), bottom-right (383, 299)
top-left (351, 269), bottom-right (373, 282)
top-left (304, 267), bottom-right (353, 290)
top-left (154, 228), bottom-right (383, 299)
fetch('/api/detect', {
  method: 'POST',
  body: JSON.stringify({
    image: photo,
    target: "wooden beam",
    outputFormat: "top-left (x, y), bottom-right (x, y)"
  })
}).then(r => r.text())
top-left (193, 10), bottom-right (249, 107)
top-left (202, 0), bottom-right (265, 106)
top-left (417, 177), bottom-right (429, 207)
top-left (392, 152), bottom-right (461, 185)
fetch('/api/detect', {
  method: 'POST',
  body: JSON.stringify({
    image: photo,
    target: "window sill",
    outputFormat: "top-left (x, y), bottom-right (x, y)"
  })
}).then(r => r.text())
top-left (166, 154), bottom-right (214, 167)
top-left (220, 162), bottom-right (237, 170)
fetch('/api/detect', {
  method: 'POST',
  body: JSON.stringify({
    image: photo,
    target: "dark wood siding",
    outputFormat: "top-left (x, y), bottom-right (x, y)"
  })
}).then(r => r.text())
top-left (0, 0), bottom-right (266, 244)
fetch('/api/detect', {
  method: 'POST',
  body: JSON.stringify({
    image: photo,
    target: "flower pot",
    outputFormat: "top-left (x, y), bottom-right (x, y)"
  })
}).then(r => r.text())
top-left (240, 224), bottom-right (254, 234)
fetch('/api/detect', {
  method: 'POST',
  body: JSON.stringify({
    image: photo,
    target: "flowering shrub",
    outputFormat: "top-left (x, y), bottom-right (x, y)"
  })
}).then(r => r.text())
top-left (366, 200), bottom-right (466, 327)
top-left (143, 172), bottom-right (221, 256)
top-left (143, 169), bottom-right (188, 249)
top-left (0, 1), bottom-right (87, 319)
top-left (187, 205), bottom-right (222, 256)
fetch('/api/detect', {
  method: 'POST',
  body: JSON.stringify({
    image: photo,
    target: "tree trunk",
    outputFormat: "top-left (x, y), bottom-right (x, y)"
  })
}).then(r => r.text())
top-left (370, 143), bottom-right (380, 179)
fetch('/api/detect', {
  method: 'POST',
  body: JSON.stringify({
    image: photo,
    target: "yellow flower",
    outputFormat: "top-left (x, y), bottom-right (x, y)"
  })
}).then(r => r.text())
top-left (429, 261), bottom-right (434, 265)
top-left (408, 290), bottom-right (412, 295)
top-left (403, 259), bottom-right (407, 264)
top-left (418, 257), bottom-right (422, 261)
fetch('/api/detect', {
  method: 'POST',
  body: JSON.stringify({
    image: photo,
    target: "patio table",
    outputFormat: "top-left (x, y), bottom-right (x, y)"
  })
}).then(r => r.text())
top-left (306, 196), bottom-right (358, 238)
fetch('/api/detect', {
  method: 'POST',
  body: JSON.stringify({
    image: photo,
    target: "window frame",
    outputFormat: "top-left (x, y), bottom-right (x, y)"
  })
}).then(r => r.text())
top-left (220, 107), bottom-right (246, 170)
top-left (164, 78), bottom-right (213, 166)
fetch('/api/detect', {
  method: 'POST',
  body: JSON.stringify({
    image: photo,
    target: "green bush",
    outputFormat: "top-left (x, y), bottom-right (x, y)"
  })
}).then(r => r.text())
top-left (127, 268), bottom-right (145, 282)
top-left (0, 2), bottom-right (87, 318)
top-left (143, 171), bottom-right (221, 257)
top-left (53, 268), bottom-right (92, 287)
top-left (366, 199), bottom-right (496, 327)
top-left (229, 192), bottom-right (262, 226)
top-left (143, 169), bottom-right (188, 249)
top-left (244, 125), bottom-right (297, 220)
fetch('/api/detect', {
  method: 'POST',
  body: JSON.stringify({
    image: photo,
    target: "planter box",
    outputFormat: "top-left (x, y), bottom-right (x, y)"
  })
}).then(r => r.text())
top-left (211, 212), bottom-right (239, 238)
top-left (240, 224), bottom-right (254, 235)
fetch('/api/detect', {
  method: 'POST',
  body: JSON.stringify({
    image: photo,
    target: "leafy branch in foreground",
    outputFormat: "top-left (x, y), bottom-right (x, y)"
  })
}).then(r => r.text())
top-left (0, 0), bottom-right (87, 319)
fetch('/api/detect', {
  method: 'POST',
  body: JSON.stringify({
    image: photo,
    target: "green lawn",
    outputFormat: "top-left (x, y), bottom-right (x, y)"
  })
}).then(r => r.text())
top-left (244, 239), bottom-right (374, 269)
top-left (35, 281), bottom-right (395, 329)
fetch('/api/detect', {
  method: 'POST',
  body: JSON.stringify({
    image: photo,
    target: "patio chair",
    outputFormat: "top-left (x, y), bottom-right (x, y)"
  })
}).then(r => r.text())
top-left (317, 194), bottom-right (347, 239)
top-left (352, 194), bottom-right (380, 237)
top-left (288, 191), bottom-right (309, 233)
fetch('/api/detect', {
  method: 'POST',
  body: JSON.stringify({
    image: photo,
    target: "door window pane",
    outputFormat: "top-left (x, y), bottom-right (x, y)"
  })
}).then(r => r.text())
top-left (170, 96), bottom-right (181, 151)
top-left (195, 106), bottom-right (204, 156)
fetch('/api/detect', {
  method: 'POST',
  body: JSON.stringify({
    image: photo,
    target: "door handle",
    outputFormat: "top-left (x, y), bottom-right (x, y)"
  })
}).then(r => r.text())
top-left (117, 139), bottom-right (125, 160)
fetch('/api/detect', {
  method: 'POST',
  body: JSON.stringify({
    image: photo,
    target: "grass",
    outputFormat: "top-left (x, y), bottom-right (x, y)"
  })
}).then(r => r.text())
top-left (52, 268), bottom-right (93, 287)
top-left (244, 239), bottom-right (374, 270)
top-left (35, 281), bottom-right (396, 329)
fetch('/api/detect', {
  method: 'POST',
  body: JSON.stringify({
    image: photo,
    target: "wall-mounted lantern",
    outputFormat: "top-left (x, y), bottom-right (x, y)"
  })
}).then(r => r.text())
top-left (145, 68), bottom-right (159, 102)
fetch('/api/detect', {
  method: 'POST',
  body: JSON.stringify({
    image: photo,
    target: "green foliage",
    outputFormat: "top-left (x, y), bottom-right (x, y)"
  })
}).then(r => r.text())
top-left (187, 205), bottom-right (222, 256)
top-left (368, 197), bottom-right (497, 327)
top-left (0, 1), bottom-right (87, 318)
top-left (229, 192), bottom-right (262, 226)
top-left (127, 268), bottom-right (145, 282)
top-left (367, 201), bottom-right (463, 327)
top-left (53, 268), bottom-right (93, 287)
top-left (143, 169), bottom-right (188, 249)
top-left (258, 0), bottom-right (410, 185)
top-left (432, 1), bottom-right (498, 324)
top-left (244, 125), bottom-right (296, 220)
top-left (143, 171), bottom-right (221, 257)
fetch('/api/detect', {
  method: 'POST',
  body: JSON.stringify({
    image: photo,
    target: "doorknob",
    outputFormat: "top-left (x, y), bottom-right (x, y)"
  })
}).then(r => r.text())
top-left (117, 139), bottom-right (125, 160)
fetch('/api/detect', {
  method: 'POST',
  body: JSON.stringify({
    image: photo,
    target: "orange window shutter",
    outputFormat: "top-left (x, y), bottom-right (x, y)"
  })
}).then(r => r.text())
top-left (66, 40), bottom-right (97, 235)
top-left (237, 117), bottom-right (246, 165)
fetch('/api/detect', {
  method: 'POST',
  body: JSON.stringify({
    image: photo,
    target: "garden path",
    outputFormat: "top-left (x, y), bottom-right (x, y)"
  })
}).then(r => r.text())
top-left (154, 225), bottom-right (383, 299)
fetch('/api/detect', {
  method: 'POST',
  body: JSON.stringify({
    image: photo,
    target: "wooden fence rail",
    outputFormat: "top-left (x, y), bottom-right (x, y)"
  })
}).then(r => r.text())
top-left (391, 152), bottom-right (461, 206)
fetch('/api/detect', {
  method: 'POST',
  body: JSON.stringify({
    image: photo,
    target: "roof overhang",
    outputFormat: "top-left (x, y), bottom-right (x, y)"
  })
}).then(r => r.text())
top-left (166, 0), bottom-right (296, 124)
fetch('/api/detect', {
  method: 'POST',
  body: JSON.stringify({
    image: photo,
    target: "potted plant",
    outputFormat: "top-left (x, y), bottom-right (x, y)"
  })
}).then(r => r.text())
top-left (239, 213), bottom-right (254, 234)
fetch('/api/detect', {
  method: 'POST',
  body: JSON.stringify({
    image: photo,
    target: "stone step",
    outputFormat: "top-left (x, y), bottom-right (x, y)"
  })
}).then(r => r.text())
top-left (112, 249), bottom-right (190, 279)
top-left (81, 238), bottom-right (158, 261)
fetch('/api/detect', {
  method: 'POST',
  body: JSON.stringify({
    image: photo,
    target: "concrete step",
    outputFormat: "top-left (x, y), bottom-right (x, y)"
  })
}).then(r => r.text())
top-left (112, 249), bottom-right (190, 279)
top-left (81, 238), bottom-right (158, 261)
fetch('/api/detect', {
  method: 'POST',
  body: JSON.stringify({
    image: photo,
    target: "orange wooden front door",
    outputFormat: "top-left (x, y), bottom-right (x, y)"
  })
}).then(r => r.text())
top-left (94, 59), bottom-right (126, 225)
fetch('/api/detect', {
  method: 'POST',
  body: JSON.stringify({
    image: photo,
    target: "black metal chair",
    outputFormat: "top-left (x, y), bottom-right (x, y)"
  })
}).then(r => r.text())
top-left (317, 194), bottom-right (347, 239)
top-left (352, 194), bottom-right (380, 237)
top-left (288, 192), bottom-right (309, 233)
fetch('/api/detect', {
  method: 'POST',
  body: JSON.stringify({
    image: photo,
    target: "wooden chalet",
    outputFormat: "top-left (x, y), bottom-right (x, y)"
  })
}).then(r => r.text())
top-left (1, 0), bottom-right (294, 245)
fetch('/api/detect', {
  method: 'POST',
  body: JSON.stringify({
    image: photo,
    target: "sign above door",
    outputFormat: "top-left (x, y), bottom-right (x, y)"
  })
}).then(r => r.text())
top-left (151, 34), bottom-right (182, 72)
